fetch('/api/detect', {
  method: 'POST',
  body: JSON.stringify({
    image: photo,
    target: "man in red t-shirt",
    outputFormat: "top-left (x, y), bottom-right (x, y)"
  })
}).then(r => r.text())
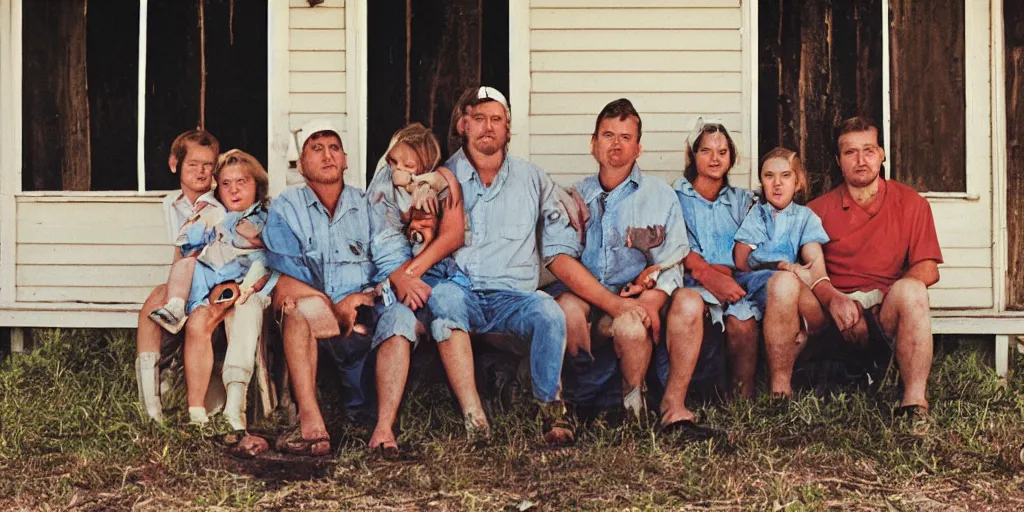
top-left (765, 116), bottom-right (941, 419)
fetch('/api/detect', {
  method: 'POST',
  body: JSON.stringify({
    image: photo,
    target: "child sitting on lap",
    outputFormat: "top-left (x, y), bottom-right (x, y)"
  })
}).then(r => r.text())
top-left (730, 147), bottom-right (830, 338)
top-left (149, 149), bottom-right (276, 333)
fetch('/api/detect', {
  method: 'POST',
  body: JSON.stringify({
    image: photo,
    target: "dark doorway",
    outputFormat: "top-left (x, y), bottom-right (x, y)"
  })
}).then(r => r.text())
top-left (758, 0), bottom-right (883, 200)
top-left (1006, 1), bottom-right (1024, 309)
top-left (366, 0), bottom-right (509, 182)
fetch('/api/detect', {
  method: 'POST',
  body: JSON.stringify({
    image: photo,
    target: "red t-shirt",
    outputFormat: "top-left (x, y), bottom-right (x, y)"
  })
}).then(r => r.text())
top-left (808, 178), bottom-right (943, 294)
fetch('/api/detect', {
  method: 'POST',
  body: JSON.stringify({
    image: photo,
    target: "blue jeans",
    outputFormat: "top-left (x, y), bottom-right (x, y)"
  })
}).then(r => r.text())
top-left (316, 301), bottom-right (419, 422)
top-left (428, 281), bottom-right (567, 403)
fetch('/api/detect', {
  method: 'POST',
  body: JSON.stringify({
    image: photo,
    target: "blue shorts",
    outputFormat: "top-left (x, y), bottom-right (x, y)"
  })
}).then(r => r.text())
top-left (726, 269), bottom-right (776, 321)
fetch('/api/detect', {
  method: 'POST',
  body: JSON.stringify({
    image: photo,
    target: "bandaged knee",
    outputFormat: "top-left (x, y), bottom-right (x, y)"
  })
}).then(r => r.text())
top-left (135, 352), bottom-right (164, 422)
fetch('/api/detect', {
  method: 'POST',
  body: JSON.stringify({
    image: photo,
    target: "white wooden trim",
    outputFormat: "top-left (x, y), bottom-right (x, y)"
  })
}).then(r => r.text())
top-left (17, 190), bottom-right (171, 198)
top-left (10, 327), bottom-right (24, 353)
top-left (991, 0), bottom-right (1008, 312)
top-left (268, 0), bottom-right (289, 197)
top-left (881, 0), bottom-right (892, 156)
top-left (136, 0), bottom-right (148, 192)
top-left (509, 0), bottom-right (531, 159)
top-left (742, 0), bottom-right (757, 187)
top-left (347, 0), bottom-right (366, 189)
top-left (964, 0), bottom-right (992, 199)
top-left (995, 334), bottom-right (1009, 377)
top-left (919, 192), bottom-right (982, 201)
top-left (0, 0), bottom-right (21, 305)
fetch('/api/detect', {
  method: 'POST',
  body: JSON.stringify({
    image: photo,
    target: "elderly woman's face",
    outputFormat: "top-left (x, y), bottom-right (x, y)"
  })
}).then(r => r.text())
top-left (694, 132), bottom-right (731, 181)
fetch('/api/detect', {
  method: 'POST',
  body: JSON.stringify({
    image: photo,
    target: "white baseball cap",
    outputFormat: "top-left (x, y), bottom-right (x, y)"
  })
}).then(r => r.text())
top-left (287, 118), bottom-right (343, 161)
top-left (470, 86), bottom-right (509, 112)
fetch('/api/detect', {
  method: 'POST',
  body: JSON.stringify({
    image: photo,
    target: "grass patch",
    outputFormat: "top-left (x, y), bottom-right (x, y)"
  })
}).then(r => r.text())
top-left (1, 329), bottom-right (1023, 510)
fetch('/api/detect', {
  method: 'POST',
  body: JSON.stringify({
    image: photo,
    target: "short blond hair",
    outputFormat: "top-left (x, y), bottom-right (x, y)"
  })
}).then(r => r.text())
top-left (215, 149), bottom-right (270, 207)
top-left (758, 147), bottom-right (809, 204)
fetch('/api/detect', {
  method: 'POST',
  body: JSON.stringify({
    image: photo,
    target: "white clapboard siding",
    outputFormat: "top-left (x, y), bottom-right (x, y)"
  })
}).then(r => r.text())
top-left (530, 8), bottom-right (740, 29)
top-left (14, 198), bottom-right (173, 303)
top-left (528, 2), bottom-right (750, 186)
top-left (531, 132), bottom-right (747, 155)
top-left (531, 30), bottom-right (740, 51)
top-left (929, 288), bottom-right (993, 310)
top-left (287, 3), bottom-right (348, 186)
top-left (533, 72), bottom-right (742, 93)
top-left (17, 286), bottom-right (157, 304)
top-left (530, 114), bottom-right (744, 135)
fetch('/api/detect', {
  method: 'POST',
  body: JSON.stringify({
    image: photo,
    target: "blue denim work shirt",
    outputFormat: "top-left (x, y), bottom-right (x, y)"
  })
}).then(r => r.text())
top-left (263, 184), bottom-right (375, 304)
top-left (673, 178), bottom-right (755, 326)
top-left (734, 201), bottom-right (830, 268)
top-left (575, 164), bottom-right (688, 295)
top-left (445, 152), bottom-right (582, 293)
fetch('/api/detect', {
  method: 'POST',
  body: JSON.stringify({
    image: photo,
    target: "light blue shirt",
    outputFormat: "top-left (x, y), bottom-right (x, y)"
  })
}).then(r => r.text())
top-left (446, 152), bottom-right (582, 292)
top-left (575, 164), bottom-right (688, 295)
top-left (365, 165), bottom-right (416, 283)
top-left (673, 178), bottom-right (756, 268)
top-left (734, 201), bottom-right (830, 269)
top-left (263, 185), bottom-right (375, 304)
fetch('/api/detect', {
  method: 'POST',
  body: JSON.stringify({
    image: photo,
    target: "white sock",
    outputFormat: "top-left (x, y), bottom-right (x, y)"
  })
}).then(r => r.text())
top-left (223, 382), bottom-right (247, 431)
top-left (165, 297), bottom-right (186, 318)
top-left (136, 352), bottom-right (164, 422)
top-left (188, 406), bottom-right (210, 425)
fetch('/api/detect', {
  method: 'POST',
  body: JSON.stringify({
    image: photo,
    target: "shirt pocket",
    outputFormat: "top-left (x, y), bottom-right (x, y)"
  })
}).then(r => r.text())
top-left (325, 237), bottom-right (373, 291)
top-left (500, 222), bottom-right (534, 241)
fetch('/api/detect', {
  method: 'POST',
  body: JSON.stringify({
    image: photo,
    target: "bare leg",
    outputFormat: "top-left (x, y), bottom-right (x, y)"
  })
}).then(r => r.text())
top-left (879, 278), bottom-right (933, 409)
top-left (184, 306), bottom-right (219, 410)
top-left (660, 289), bottom-right (704, 425)
top-left (617, 290), bottom-right (661, 397)
top-left (138, 284), bottom-right (169, 353)
top-left (725, 316), bottom-right (759, 399)
top-left (437, 330), bottom-right (488, 431)
top-left (369, 336), bottom-right (412, 451)
top-left (280, 307), bottom-right (330, 454)
top-left (165, 257), bottom-right (197, 302)
top-left (764, 271), bottom-right (821, 397)
top-left (556, 292), bottom-right (592, 358)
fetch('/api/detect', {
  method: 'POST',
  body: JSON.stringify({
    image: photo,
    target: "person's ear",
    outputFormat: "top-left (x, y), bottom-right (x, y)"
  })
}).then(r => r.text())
top-left (879, 147), bottom-right (886, 163)
top-left (589, 137), bottom-right (596, 158)
top-left (637, 142), bottom-right (644, 159)
top-left (168, 155), bottom-right (178, 174)
top-left (456, 116), bottom-right (467, 136)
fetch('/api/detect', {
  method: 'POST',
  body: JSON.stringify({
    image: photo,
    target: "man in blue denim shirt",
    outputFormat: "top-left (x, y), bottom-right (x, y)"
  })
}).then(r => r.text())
top-left (549, 99), bottom-right (714, 433)
top-left (426, 87), bottom-right (615, 444)
top-left (263, 120), bottom-right (419, 457)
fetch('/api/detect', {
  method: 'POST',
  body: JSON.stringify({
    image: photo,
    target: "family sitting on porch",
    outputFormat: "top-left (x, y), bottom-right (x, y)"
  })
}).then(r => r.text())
top-left (134, 86), bottom-right (942, 459)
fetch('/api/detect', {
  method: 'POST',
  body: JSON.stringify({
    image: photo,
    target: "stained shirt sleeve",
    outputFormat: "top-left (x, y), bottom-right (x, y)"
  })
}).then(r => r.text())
top-left (263, 199), bottom-right (316, 286)
top-left (538, 168), bottom-right (583, 263)
top-left (798, 209), bottom-right (831, 247)
top-left (906, 195), bottom-right (944, 266)
top-left (734, 210), bottom-right (768, 247)
top-left (651, 195), bottom-right (690, 295)
top-left (366, 167), bottom-right (413, 283)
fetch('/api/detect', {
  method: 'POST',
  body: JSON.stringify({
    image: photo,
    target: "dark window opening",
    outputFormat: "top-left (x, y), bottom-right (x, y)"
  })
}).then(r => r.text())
top-left (888, 0), bottom-right (966, 193)
top-left (22, 0), bottom-right (267, 192)
top-left (22, 0), bottom-right (139, 191)
top-left (367, 0), bottom-right (509, 182)
top-left (759, 0), bottom-right (967, 198)
top-left (758, 0), bottom-right (884, 200)
top-left (145, 0), bottom-right (268, 192)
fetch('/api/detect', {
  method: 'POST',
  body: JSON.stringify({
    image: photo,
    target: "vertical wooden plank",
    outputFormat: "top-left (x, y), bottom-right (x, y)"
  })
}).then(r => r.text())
top-left (21, 0), bottom-right (92, 191)
top-left (888, 0), bottom-right (966, 193)
top-left (994, 334), bottom-right (1009, 377)
top-left (758, 0), bottom-right (883, 200)
top-left (10, 327), bottom-right (25, 353)
top-left (1006, 0), bottom-right (1024, 309)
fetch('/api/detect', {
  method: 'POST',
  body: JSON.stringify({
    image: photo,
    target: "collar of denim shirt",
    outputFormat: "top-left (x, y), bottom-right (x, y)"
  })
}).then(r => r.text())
top-left (300, 183), bottom-right (360, 221)
top-left (580, 163), bottom-right (644, 205)
top-left (453, 153), bottom-right (512, 200)
top-left (674, 177), bottom-right (743, 206)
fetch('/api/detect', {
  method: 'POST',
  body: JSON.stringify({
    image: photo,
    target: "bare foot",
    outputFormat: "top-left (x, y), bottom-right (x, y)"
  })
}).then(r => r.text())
top-left (659, 402), bottom-right (696, 426)
top-left (368, 428), bottom-right (399, 458)
top-left (231, 434), bottom-right (270, 459)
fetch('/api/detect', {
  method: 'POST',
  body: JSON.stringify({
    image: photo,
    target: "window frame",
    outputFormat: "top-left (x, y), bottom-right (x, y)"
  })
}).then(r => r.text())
top-left (748, 0), bottom-right (990, 200)
top-left (7, 0), bottom-right (275, 197)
